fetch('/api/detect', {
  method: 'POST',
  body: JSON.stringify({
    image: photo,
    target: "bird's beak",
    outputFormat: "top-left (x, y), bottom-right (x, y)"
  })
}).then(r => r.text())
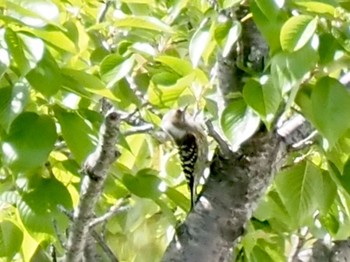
top-left (181, 105), bottom-right (188, 122)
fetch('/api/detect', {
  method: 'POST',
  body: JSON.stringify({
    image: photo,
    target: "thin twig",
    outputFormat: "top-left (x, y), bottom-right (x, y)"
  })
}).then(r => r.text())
top-left (92, 230), bottom-right (119, 262)
top-left (52, 218), bottom-right (66, 249)
top-left (97, 0), bottom-right (113, 23)
top-left (58, 205), bottom-right (119, 262)
top-left (90, 202), bottom-right (130, 228)
top-left (291, 130), bottom-right (318, 150)
top-left (123, 124), bottom-right (154, 137)
top-left (205, 119), bottom-right (232, 156)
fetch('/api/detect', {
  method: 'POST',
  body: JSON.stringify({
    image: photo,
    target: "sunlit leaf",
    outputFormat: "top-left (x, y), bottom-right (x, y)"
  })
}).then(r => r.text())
top-left (112, 79), bottom-right (141, 108)
top-left (166, 187), bottom-right (189, 211)
top-left (61, 68), bottom-right (120, 101)
top-left (155, 56), bottom-right (193, 76)
top-left (317, 170), bottom-right (337, 214)
top-left (2, 112), bottom-right (57, 171)
top-left (26, 49), bottom-right (61, 97)
top-left (295, 1), bottom-right (335, 15)
top-left (5, 28), bottom-right (30, 75)
top-left (221, 98), bottom-right (260, 149)
top-left (148, 73), bottom-right (195, 107)
top-left (114, 16), bottom-right (173, 33)
top-left (275, 161), bottom-right (322, 227)
top-left (0, 82), bottom-right (30, 131)
top-left (271, 41), bottom-right (318, 94)
top-left (280, 15), bottom-right (317, 52)
top-left (250, 0), bottom-right (285, 52)
top-left (122, 171), bottom-right (162, 200)
top-left (0, 220), bottom-right (23, 259)
top-left (21, 27), bottom-right (76, 53)
top-left (243, 78), bottom-right (282, 129)
top-left (189, 25), bottom-right (211, 67)
top-left (6, 0), bottom-right (60, 28)
top-left (222, 22), bottom-right (241, 58)
top-left (100, 54), bottom-right (135, 88)
top-left (54, 106), bottom-right (96, 164)
top-left (0, 48), bottom-right (10, 78)
top-left (311, 77), bottom-right (350, 147)
top-left (18, 176), bottom-right (72, 241)
top-left (220, 0), bottom-right (241, 9)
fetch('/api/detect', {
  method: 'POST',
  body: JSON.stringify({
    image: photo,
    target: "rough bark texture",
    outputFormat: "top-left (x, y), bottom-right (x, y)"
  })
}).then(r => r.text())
top-left (162, 5), bottom-right (286, 262)
top-left (162, 131), bottom-right (286, 262)
top-left (65, 112), bottom-right (120, 262)
top-left (217, 5), bottom-right (268, 106)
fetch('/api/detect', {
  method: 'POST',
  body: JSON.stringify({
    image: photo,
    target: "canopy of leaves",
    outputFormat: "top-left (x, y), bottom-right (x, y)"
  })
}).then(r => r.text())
top-left (1, 0), bottom-right (350, 261)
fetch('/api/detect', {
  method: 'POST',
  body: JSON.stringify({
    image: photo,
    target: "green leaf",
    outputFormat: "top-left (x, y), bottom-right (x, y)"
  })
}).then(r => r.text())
top-left (26, 49), bottom-right (62, 97)
top-left (280, 15), bottom-right (317, 52)
top-left (254, 191), bottom-right (291, 228)
top-left (148, 73), bottom-right (195, 107)
top-left (215, 20), bottom-right (241, 58)
top-left (243, 79), bottom-right (265, 115)
top-left (5, 28), bottom-right (30, 75)
top-left (112, 79), bottom-right (141, 109)
top-left (189, 24), bottom-right (211, 67)
top-left (221, 98), bottom-right (260, 149)
top-left (0, 48), bottom-right (10, 78)
top-left (295, 84), bottom-right (314, 125)
top-left (18, 176), bottom-right (72, 241)
top-left (122, 170), bottom-right (162, 200)
top-left (271, 41), bottom-right (318, 94)
top-left (165, 187), bottom-right (189, 211)
top-left (255, 0), bottom-right (280, 20)
top-left (335, 160), bottom-right (350, 197)
top-left (243, 78), bottom-right (282, 129)
top-left (0, 82), bottom-right (30, 131)
top-left (319, 211), bottom-right (339, 236)
top-left (0, 191), bottom-right (21, 206)
top-left (220, 0), bottom-right (241, 9)
top-left (0, 220), bottom-right (23, 259)
top-left (295, 1), bottom-right (336, 16)
top-left (275, 161), bottom-right (322, 227)
top-left (114, 16), bottom-right (173, 33)
top-left (54, 107), bottom-right (96, 164)
top-left (251, 0), bottom-right (285, 52)
top-left (100, 54), bottom-right (135, 88)
top-left (318, 170), bottom-right (337, 214)
top-left (155, 56), bottom-right (193, 76)
top-left (21, 27), bottom-right (76, 53)
top-left (6, 0), bottom-right (60, 28)
top-left (61, 69), bottom-right (104, 89)
top-left (222, 21), bottom-right (241, 58)
top-left (151, 72), bottom-right (179, 86)
top-left (61, 68), bottom-right (120, 101)
top-left (311, 77), bottom-right (350, 147)
top-left (2, 112), bottom-right (57, 171)
top-left (318, 34), bottom-right (343, 66)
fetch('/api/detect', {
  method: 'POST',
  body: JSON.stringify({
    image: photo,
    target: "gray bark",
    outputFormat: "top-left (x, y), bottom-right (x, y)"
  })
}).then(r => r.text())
top-left (162, 5), bottom-right (306, 262)
top-left (162, 131), bottom-right (286, 262)
top-left (65, 112), bottom-right (120, 262)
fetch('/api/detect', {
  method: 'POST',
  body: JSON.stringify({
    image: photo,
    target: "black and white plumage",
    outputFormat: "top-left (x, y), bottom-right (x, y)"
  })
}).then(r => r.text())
top-left (161, 108), bottom-right (208, 210)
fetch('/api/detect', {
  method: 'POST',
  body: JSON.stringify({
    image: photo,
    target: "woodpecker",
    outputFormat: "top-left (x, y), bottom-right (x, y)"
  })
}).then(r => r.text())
top-left (161, 108), bottom-right (208, 210)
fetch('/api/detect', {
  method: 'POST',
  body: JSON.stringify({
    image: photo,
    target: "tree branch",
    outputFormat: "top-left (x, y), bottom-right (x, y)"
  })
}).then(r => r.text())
top-left (89, 199), bottom-right (130, 228)
top-left (162, 112), bottom-right (317, 261)
top-left (162, 130), bottom-right (286, 261)
top-left (65, 112), bottom-right (120, 262)
top-left (205, 119), bottom-right (231, 156)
